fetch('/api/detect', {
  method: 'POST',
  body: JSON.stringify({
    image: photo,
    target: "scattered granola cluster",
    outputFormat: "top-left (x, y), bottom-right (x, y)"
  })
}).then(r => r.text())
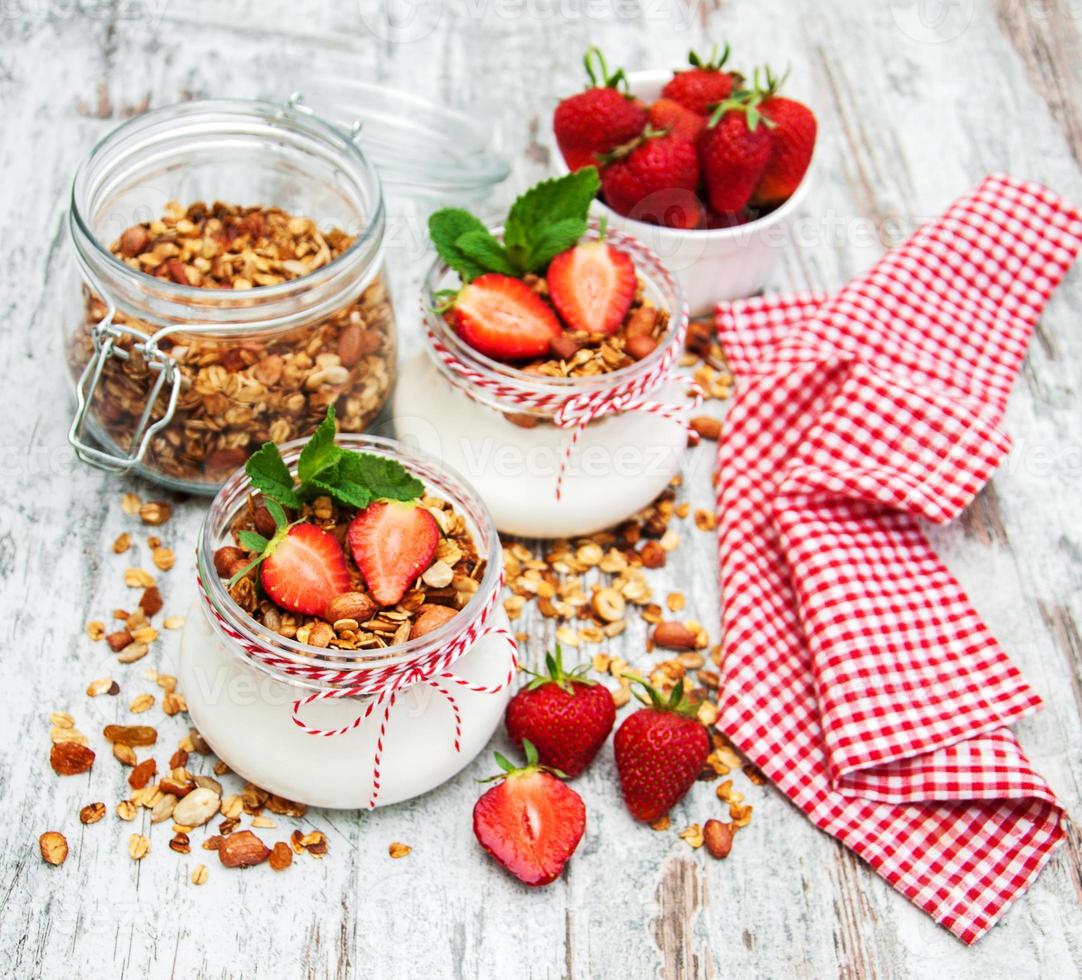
top-left (43, 490), bottom-right (344, 880)
top-left (70, 201), bottom-right (395, 485)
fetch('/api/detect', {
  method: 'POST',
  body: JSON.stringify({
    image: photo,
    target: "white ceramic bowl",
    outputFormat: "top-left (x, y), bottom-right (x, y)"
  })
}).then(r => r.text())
top-left (553, 69), bottom-right (812, 317)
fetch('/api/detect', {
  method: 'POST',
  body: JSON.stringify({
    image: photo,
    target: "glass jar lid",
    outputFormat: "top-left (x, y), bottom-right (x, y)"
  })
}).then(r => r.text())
top-left (287, 80), bottom-right (510, 206)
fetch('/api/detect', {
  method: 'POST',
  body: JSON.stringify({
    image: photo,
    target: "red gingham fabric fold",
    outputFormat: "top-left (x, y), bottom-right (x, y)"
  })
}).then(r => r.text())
top-left (713, 174), bottom-right (1082, 943)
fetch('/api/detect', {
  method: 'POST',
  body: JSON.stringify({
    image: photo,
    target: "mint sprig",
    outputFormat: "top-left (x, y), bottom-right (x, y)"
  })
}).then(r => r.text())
top-left (242, 406), bottom-right (423, 514)
top-left (427, 167), bottom-right (601, 283)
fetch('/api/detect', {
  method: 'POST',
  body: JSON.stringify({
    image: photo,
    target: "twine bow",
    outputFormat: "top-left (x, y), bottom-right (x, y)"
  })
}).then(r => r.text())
top-left (198, 573), bottom-right (517, 808)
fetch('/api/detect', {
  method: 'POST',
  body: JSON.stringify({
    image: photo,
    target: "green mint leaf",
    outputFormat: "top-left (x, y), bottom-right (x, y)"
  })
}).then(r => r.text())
top-left (503, 168), bottom-right (600, 273)
top-left (264, 498), bottom-right (289, 530)
top-left (455, 229), bottom-right (517, 276)
top-left (337, 451), bottom-right (423, 502)
top-left (245, 442), bottom-right (301, 509)
top-left (521, 217), bottom-right (588, 271)
top-left (428, 209), bottom-right (496, 282)
top-left (297, 406), bottom-right (342, 484)
top-left (310, 469), bottom-right (373, 511)
top-left (237, 530), bottom-right (269, 554)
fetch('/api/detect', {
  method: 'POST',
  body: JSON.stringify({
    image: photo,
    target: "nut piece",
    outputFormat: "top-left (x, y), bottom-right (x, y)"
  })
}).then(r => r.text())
top-left (591, 587), bottom-right (626, 623)
top-left (653, 621), bottom-right (697, 651)
top-left (626, 334), bottom-right (658, 361)
top-left (388, 842), bottom-right (412, 859)
top-left (151, 794), bottom-right (179, 825)
top-left (128, 758), bottom-right (157, 789)
top-left (421, 560), bottom-right (454, 589)
top-left (191, 864), bottom-right (209, 885)
top-left (50, 742), bottom-right (95, 776)
top-left (269, 841), bottom-right (293, 871)
top-left (323, 591), bottom-right (377, 624)
top-left (128, 834), bottom-right (150, 860)
top-left (39, 831), bottom-right (69, 865)
top-left (703, 819), bottom-right (733, 859)
top-left (172, 787), bottom-right (221, 828)
top-left (218, 830), bottom-right (270, 868)
top-left (410, 604), bottom-right (458, 639)
top-left (640, 541), bottom-right (667, 569)
top-left (80, 802), bottom-right (107, 825)
top-left (690, 416), bottom-right (721, 441)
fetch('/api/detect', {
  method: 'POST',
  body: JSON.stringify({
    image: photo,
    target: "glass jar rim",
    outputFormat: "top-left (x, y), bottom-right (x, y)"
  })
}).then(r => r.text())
top-left (421, 221), bottom-right (688, 398)
top-left (70, 97), bottom-right (384, 307)
top-left (197, 433), bottom-right (503, 681)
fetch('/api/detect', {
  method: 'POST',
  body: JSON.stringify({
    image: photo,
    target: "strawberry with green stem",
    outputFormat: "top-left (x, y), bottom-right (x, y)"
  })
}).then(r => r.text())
top-left (661, 45), bottom-right (739, 116)
top-left (473, 738), bottom-right (587, 886)
top-left (749, 66), bottom-right (817, 208)
top-left (554, 47), bottom-right (647, 171)
top-left (505, 645), bottom-right (616, 777)
top-left (613, 678), bottom-right (710, 822)
top-left (599, 127), bottom-right (702, 229)
top-left (698, 84), bottom-right (774, 215)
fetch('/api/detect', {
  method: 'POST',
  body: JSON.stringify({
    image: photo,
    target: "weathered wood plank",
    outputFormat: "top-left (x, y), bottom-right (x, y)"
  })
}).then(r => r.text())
top-left (0, 2), bottom-right (1079, 978)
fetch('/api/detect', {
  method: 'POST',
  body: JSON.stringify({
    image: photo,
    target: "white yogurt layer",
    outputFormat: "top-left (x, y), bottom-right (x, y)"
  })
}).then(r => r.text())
top-left (391, 351), bottom-right (688, 538)
top-left (179, 602), bottom-right (513, 809)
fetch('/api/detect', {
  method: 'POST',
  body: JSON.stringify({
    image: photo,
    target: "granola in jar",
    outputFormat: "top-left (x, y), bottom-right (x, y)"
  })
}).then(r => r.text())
top-left (69, 201), bottom-right (395, 487)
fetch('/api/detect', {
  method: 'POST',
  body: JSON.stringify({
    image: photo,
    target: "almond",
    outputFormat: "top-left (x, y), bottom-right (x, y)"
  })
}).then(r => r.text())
top-left (653, 621), bottom-right (697, 651)
top-left (625, 306), bottom-right (659, 339)
top-left (324, 591), bottom-right (377, 624)
top-left (213, 546), bottom-right (245, 577)
top-left (505, 412), bottom-right (540, 429)
top-left (39, 831), bottom-right (68, 865)
top-left (218, 830), bottom-right (270, 868)
top-left (703, 819), bottom-right (733, 859)
top-left (106, 630), bottom-right (133, 652)
top-left (690, 415), bottom-right (721, 441)
top-left (139, 586), bottom-right (164, 617)
top-left (549, 333), bottom-right (582, 360)
top-left (626, 334), bottom-right (658, 361)
top-left (172, 787), bottom-right (221, 828)
top-left (50, 742), bottom-right (95, 776)
top-left (410, 604), bottom-right (458, 639)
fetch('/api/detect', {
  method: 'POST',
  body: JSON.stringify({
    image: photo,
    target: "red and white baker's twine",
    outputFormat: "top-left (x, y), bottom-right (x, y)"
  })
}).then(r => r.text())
top-left (422, 228), bottom-right (697, 500)
top-left (198, 572), bottom-right (517, 808)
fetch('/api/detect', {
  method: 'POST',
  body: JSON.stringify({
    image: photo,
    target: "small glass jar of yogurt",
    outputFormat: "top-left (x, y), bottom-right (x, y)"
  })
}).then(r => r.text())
top-left (393, 226), bottom-right (691, 538)
top-left (179, 434), bottom-right (515, 809)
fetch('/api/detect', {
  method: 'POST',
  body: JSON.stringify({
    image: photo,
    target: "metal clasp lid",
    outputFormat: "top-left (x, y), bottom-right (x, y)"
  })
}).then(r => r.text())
top-left (68, 281), bottom-right (184, 474)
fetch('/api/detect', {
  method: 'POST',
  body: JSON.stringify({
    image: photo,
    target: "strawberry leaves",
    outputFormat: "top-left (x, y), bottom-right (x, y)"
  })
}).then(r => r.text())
top-left (243, 406), bottom-right (423, 513)
top-left (427, 167), bottom-right (601, 282)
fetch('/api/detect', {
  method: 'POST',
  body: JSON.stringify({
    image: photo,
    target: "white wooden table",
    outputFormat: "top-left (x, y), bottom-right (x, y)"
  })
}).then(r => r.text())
top-left (1, 2), bottom-right (1080, 977)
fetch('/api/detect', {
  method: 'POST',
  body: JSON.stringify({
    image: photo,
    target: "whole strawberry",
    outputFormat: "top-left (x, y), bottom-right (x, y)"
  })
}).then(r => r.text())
top-left (661, 46), bottom-right (739, 116)
top-left (600, 130), bottom-right (701, 228)
top-left (647, 97), bottom-right (706, 144)
top-left (750, 71), bottom-right (816, 207)
top-left (699, 94), bottom-right (773, 215)
top-left (505, 646), bottom-right (616, 777)
top-left (473, 740), bottom-right (586, 887)
top-left (614, 680), bottom-right (710, 822)
top-left (554, 47), bottom-right (647, 171)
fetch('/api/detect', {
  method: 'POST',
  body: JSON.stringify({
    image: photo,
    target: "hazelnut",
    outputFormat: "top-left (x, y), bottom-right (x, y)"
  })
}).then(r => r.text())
top-left (626, 334), bottom-right (658, 361)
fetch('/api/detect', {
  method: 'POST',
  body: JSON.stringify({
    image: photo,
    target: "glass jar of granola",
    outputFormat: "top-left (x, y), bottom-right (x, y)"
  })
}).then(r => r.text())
top-left (180, 434), bottom-right (515, 809)
top-left (64, 99), bottom-right (398, 493)
top-left (394, 225), bottom-right (692, 538)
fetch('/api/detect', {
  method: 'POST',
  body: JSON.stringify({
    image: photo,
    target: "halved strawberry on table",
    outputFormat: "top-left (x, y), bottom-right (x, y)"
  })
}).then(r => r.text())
top-left (445, 273), bottom-right (563, 362)
top-left (553, 47), bottom-right (647, 171)
top-left (661, 45), bottom-right (739, 116)
top-left (473, 740), bottom-right (586, 886)
top-left (259, 523), bottom-right (352, 618)
top-left (547, 241), bottom-right (636, 335)
top-left (347, 500), bottom-right (440, 607)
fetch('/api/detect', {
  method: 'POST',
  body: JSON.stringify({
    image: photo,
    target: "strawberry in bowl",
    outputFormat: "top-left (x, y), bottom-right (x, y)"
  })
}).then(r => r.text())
top-left (552, 48), bottom-right (818, 314)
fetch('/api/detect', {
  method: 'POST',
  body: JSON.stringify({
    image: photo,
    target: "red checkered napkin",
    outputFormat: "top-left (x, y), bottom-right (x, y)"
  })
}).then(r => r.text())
top-left (713, 175), bottom-right (1082, 943)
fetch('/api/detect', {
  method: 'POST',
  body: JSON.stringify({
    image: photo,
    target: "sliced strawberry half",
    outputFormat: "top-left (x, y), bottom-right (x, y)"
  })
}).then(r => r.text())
top-left (347, 500), bottom-right (439, 607)
top-left (259, 523), bottom-right (352, 617)
top-left (447, 273), bottom-right (563, 362)
top-left (546, 242), bottom-right (636, 335)
top-left (472, 745), bottom-right (586, 887)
